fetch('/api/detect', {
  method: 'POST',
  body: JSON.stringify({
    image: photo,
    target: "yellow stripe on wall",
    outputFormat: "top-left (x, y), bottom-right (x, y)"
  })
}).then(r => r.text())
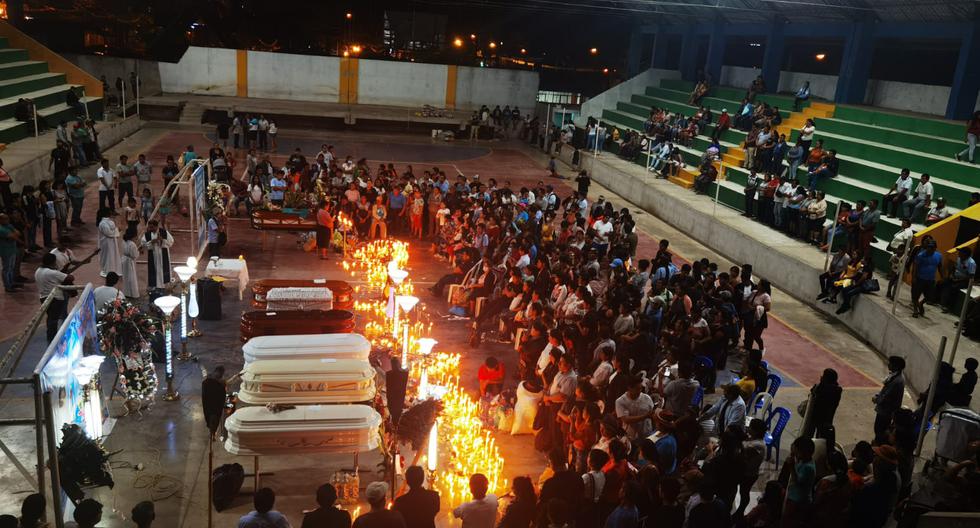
top-left (445, 65), bottom-right (458, 109)
top-left (236, 50), bottom-right (248, 97)
top-left (339, 57), bottom-right (360, 104)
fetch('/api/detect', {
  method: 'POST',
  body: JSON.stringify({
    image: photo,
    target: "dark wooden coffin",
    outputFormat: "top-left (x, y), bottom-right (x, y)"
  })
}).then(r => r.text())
top-left (240, 309), bottom-right (356, 342)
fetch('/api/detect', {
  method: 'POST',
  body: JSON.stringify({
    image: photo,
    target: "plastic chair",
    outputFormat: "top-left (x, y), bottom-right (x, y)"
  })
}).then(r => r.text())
top-left (694, 355), bottom-right (713, 370)
top-left (764, 406), bottom-right (792, 466)
top-left (691, 385), bottom-right (704, 408)
top-left (766, 373), bottom-right (782, 400)
top-left (748, 392), bottom-right (773, 422)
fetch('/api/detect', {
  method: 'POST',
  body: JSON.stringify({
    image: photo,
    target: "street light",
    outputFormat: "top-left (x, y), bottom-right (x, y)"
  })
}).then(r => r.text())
top-left (154, 295), bottom-right (182, 401)
top-left (351, 44), bottom-right (362, 54)
top-left (488, 42), bottom-right (497, 49)
top-left (186, 258), bottom-right (201, 338)
top-left (590, 47), bottom-right (598, 55)
top-left (173, 264), bottom-right (196, 360)
top-left (416, 337), bottom-right (437, 399)
top-left (453, 37), bottom-right (463, 48)
top-left (520, 48), bottom-right (527, 54)
top-left (346, 12), bottom-right (352, 19)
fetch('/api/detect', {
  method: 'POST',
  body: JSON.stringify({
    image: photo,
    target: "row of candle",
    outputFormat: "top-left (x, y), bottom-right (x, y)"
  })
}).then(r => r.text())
top-left (342, 238), bottom-right (506, 508)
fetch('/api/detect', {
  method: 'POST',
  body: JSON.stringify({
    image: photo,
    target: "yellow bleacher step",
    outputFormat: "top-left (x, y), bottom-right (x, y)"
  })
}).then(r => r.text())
top-left (668, 175), bottom-right (694, 189)
top-left (809, 102), bottom-right (835, 112)
top-left (722, 153), bottom-right (742, 166)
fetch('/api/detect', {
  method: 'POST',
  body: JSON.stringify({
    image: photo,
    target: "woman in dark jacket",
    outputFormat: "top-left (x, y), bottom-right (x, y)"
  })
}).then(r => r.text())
top-left (801, 368), bottom-right (842, 446)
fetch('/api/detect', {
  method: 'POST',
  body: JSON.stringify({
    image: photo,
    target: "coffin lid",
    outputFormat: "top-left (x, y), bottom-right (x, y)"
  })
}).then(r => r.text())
top-left (227, 404), bottom-right (381, 428)
top-left (243, 333), bottom-right (371, 360)
top-left (243, 358), bottom-right (374, 378)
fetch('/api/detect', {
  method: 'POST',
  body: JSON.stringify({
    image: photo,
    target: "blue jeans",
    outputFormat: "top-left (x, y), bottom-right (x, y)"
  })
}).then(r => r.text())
top-left (70, 196), bottom-right (83, 223)
top-left (773, 203), bottom-right (785, 227)
top-left (902, 198), bottom-right (925, 220)
top-left (808, 168), bottom-right (831, 190)
top-left (72, 143), bottom-right (87, 165)
top-left (1, 252), bottom-right (15, 289)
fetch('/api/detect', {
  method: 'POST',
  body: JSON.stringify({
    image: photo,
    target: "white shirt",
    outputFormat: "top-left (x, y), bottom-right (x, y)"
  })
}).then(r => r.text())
top-left (777, 181), bottom-right (795, 206)
top-left (615, 392), bottom-right (656, 438)
top-left (549, 370), bottom-right (578, 398)
top-left (594, 219), bottom-right (613, 243)
top-left (894, 176), bottom-right (913, 194)
top-left (591, 361), bottom-right (614, 387)
top-left (50, 248), bottom-right (75, 270)
top-left (536, 343), bottom-right (565, 372)
top-left (452, 494), bottom-right (498, 528)
top-left (514, 254), bottom-right (530, 270)
top-left (914, 181), bottom-right (934, 200)
top-left (889, 227), bottom-right (914, 250)
top-left (97, 167), bottom-right (115, 191)
top-left (799, 125), bottom-right (815, 141)
top-left (35, 267), bottom-right (67, 300)
top-left (93, 285), bottom-right (123, 307)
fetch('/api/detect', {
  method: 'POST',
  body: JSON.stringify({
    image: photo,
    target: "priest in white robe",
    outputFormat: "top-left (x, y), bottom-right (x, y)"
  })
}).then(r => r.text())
top-left (97, 210), bottom-right (120, 277)
top-left (120, 230), bottom-right (140, 298)
top-left (142, 219), bottom-right (174, 290)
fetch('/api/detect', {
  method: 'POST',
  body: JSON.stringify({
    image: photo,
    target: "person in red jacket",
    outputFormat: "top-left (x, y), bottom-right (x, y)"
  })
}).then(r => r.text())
top-left (711, 110), bottom-right (731, 142)
top-left (478, 356), bottom-right (505, 396)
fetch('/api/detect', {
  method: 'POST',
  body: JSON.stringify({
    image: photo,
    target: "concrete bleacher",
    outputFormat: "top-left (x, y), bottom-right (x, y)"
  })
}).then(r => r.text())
top-left (0, 36), bottom-right (102, 145)
top-left (597, 75), bottom-right (980, 271)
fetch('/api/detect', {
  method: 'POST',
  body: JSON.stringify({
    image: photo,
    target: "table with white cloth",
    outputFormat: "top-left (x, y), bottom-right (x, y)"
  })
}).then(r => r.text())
top-left (265, 287), bottom-right (333, 311)
top-left (205, 258), bottom-right (250, 300)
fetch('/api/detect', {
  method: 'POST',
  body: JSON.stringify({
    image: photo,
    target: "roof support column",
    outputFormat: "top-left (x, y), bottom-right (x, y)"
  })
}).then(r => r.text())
top-left (627, 28), bottom-right (644, 77)
top-left (705, 18), bottom-right (725, 85)
top-left (946, 19), bottom-right (980, 120)
top-left (834, 20), bottom-right (875, 105)
top-left (761, 18), bottom-right (785, 94)
top-left (651, 27), bottom-right (669, 70)
top-left (679, 26), bottom-right (698, 81)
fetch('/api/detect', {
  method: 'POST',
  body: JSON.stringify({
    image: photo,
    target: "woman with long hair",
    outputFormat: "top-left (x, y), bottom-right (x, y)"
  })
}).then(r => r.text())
top-left (742, 279), bottom-right (771, 352)
top-left (800, 368), bottom-right (842, 445)
top-left (497, 476), bottom-right (536, 528)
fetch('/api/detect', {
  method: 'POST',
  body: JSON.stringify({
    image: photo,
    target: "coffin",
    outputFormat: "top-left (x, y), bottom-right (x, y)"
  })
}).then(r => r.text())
top-left (252, 279), bottom-right (353, 310)
top-left (266, 287), bottom-right (334, 311)
top-left (238, 359), bottom-right (376, 405)
top-left (240, 309), bottom-right (356, 342)
top-left (224, 404), bottom-right (381, 455)
top-left (243, 333), bottom-right (372, 364)
top-left (250, 210), bottom-right (318, 232)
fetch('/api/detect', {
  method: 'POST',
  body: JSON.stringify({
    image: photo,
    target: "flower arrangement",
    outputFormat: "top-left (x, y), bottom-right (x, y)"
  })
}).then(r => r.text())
top-left (206, 182), bottom-right (231, 219)
top-left (97, 298), bottom-right (160, 408)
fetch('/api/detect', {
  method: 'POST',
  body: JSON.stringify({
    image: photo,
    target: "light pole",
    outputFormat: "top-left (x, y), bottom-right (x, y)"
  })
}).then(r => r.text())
top-left (174, 263), bottom-right (197, 361)
top-left (396, 295), bottom-right (419, 367)
top-left (154, 295), bottom-right (182, 401)
top-left (416, 338), bottom-right (437, 399)
top-left (388, 267), bottom-right (408, 339)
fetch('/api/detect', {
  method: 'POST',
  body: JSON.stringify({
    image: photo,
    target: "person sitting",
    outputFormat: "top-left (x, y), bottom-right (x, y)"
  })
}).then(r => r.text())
top-left (948, 358), bottom-right (977, 407)
top-left (478, 356), bottom-right (505, 396)
top-left (355, 482), bottom-right (406, 527)
top-left (689, 80), bottom-right (709, 106)
top-left (692, 160), bottom-right (718, 195)
top-left (302, 483), bottom-right (351, 528)
top-left (392, 466), bottom-right (440, 528)
top-left (835, 256), bottom-right (876, 315)
top-left (924, 196), bottom-right (951, 226)
top-left (238, 488), bottom-right (290, 528)
top-left (936, 247), bottom-right (976, 313)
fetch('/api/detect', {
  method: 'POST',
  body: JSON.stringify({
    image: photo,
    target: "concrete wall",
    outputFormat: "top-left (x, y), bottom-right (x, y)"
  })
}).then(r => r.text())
top-left (158, 47), bottom-right (237, 96)
top-left (454, 66), bottom-right (539, 110)
top-left (62, 54), bottom-right (163, 97)
top-left (9, 116), bottom-right (142, 190)
top-left (246, 50), bottom-right (340, 101)
top-left (357, 60), bottom-right (447, 107)
top-left (151, 46), bottom-right (539, 110)
top-left (577, 68), bottom-right (682, 126)
top-left (719, 64), bottom-right (980, 116)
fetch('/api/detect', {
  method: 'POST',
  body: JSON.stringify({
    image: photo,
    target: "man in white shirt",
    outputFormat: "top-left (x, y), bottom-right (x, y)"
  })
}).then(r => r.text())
top-left (96, 158), bottom-right (116, 212)
top-left (593, 215), bottom-right (613, 256)
top-left (93, 272), bottom-right (124, 308)
top-left (535, 329), bottom-right (566, 374)
top-left (49, 238), bottom-right (76, 271)
top-left (901, 173), bottom-right (934, 221)
top-left (773, 178), bottom-right (795, 228)
top-left (35, 253), bottom-right (72, 342)
top-left (134, 153), bottom-right (153, 190)
top-left (615, 376), bottom-right (656, 439)
top-left (883, 168), bottom-right (913, 218)
top-left (588, 346), bottom-right (614, 388)
top-left (452, 473), bottom-right (497, 528)
top-left (888, 218), bottom-right (914, 251)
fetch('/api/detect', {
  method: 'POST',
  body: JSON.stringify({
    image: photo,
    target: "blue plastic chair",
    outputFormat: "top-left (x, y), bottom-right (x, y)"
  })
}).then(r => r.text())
top-left (694, 355), bottom-right (713, 370)
top-left (764, 406), bottom-right (792, 466)
top-left (766, 373), bottom-right (782, 399)
top-left (691, 385), bottom-right (705, 408)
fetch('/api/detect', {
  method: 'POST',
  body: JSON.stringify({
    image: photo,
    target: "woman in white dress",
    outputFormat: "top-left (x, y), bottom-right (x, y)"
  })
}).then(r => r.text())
top-left (97, 208), bottom-right (120, 277)
top-left (120, 230), bottom-right (140, 298)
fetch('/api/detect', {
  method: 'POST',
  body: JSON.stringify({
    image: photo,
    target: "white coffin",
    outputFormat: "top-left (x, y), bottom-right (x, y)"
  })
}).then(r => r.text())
top-left (239, 359), bottom-right (376, 405)
top-left (266, 287), bottom-right (334, 311)
top-left (224, 404), bottom-right (382, 455)
top-left (242, 333), bottom-right (371, 365)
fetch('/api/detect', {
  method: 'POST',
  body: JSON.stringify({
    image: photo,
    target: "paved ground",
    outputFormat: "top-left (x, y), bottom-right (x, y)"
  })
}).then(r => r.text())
top-left (0, 125), bottom-right (921, 527)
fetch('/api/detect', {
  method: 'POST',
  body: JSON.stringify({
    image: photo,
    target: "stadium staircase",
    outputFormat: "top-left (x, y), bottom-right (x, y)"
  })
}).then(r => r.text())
top-left (0, 23), bottom-right (104, 147)
top-left (596, 77), bottom-right (979, 274)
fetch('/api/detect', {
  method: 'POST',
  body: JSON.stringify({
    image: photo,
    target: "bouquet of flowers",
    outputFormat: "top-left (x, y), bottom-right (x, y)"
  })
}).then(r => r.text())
top-left (97, 298), bottom-right (160, 407)
top-left (206, 182), bottom-right (231, 218)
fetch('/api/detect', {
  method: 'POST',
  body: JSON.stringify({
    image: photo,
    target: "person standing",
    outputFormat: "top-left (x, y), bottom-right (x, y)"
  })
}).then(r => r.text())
top-left (575, 170), bottom-right (591, 198)
top-left (231, 114), bottom-right (242, 150)
top-left (370, 196), bottom-right (388, 240)
top-left (302, 483), bottom-right (351, 528)
top-left (65, 166), bottom-right (85, 226)
top-left (202, 366), bottom-right (233, 440)
top-left (872, 355), bottom-right (906, 445)
top-left (911, 238), bottom-right (942, 318)
top-left (119, 230), bottom-right (140, 298)
top-left (141, 219), bottom-right (173, 290)
top-left (97, 208), bottom-right (120, 277)
top-left (35, 253), bottom-right (72, 341)
top-left (452, 474), bottom-right (498, 528)
top-left (116, 154), bottom-right (136, 208)
top-left (316, 201), bottom-right (334, 260)
top-left (0, 158), bottom-right (12, 209)
top-left (937, 247), bottom-right (976, 313)
top-left (800, 368), bottom-right (842, 445)
top-left (97, 158), bottom-right (116, 213)
top-left (955, 110), bottom-right (980, 163)
top-left (207, 210), bottom-right (224, 258)
top-left (134, 153), bottom-right (153, 192)
top-left (393, 466), bottom-right (440, 528)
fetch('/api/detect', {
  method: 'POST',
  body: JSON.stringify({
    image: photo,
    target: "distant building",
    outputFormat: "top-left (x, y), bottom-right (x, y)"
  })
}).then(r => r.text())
top-left (383, 11), bottom-right (447, 57)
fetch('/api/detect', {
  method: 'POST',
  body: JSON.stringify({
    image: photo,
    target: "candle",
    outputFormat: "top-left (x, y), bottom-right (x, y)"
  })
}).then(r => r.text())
top-left (427, 421), bottom-right (438, 471)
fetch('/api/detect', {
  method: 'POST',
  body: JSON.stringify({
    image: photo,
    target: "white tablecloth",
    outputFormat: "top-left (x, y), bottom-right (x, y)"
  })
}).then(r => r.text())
top-left (266, 287), bottom-right (333, 311)
top-left (206, 258), bottom-right (250, 300)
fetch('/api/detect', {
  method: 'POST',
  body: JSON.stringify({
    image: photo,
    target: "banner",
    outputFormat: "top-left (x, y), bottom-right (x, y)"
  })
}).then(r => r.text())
top-left (194, 164), bottom-right (208, 254)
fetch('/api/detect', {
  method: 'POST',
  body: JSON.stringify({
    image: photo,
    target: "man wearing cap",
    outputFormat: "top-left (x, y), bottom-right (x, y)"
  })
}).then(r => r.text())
top-left (653, 409), bottom-right (679, 475)
top-left (354, 481), bottom-right (405, 528)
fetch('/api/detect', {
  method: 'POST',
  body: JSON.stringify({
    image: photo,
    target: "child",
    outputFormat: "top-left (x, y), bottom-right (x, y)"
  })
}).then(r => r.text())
top-left (409, 190), bottom-right (424, 240)
top-left (477, 357), bottom-right (505, 396)
top-left (124, 197), bottom-right (140, 233)
top-left (140, 188), bottom-right (153, 224)
top-left (782, 437), bottom-right (816, 527)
